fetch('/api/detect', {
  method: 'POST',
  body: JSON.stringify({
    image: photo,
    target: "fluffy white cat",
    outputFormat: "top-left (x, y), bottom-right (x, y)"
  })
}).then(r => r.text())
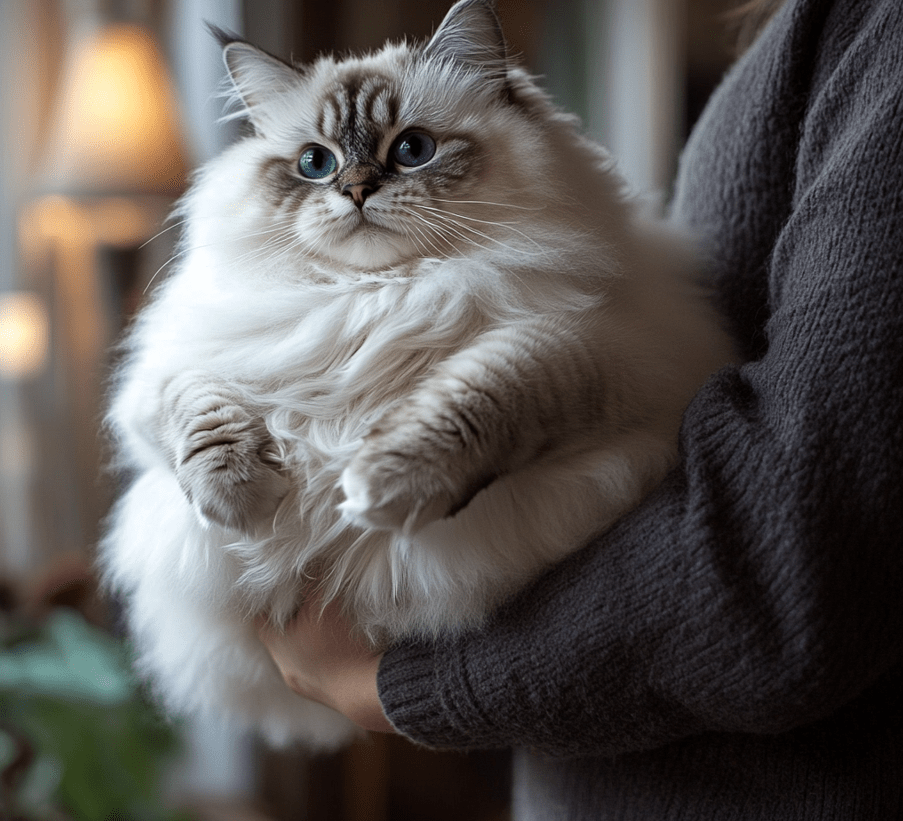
top-left (101, 0), bottom-right (735, 748)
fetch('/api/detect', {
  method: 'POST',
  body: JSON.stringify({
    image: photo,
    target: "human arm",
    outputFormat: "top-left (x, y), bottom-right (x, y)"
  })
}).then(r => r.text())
top-left (374, 0), bottom-right (903, 756)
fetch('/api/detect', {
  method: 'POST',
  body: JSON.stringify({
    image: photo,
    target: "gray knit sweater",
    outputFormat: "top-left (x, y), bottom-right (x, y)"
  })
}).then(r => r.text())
top-left (377, 0), bottom-right (903, 817)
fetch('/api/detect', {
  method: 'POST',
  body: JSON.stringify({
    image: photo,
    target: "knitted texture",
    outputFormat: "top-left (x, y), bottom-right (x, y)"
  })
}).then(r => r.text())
top-left (378, 0), bottom-right (903, 817)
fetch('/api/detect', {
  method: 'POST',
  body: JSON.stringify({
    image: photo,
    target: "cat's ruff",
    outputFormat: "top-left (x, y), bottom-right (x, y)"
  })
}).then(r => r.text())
top-left (101, 0), bottom-right (735, 749)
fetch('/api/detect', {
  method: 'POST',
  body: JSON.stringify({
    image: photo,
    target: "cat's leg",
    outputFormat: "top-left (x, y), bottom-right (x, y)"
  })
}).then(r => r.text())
top-left (377, 431), bottom-right (678, 634)
top-left (340, 314), bottom-right (615, 533)
top-left (159, 372), bottom-right (290, 532)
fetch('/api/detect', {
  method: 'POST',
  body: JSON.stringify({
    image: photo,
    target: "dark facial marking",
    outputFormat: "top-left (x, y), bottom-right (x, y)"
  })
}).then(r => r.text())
top-left (362, 82), bottom-right (391, 125)
top-left (340, 71), bottom-right (364, 145)
top-left (259, 156), bottom-right (310, 209)
top-left (317, 72), bottom-right (399, 165)
top-left (385, 93), bottom-right (400, 129)
top-left (418, 136), bottom-right (480, 194)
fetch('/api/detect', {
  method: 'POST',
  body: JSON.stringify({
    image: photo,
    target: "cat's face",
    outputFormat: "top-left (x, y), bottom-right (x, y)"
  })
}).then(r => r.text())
top-left (249, 59), bottom-right (494, 270)
top-left (217, 0), bottom-right (547, 271)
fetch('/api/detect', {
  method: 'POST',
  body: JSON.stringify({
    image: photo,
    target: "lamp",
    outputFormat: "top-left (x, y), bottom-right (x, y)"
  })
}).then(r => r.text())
top-left (0, 292), bottom-right (50, 380)
top-left (25, 12), bottom-right (192, 375)
top-left (12, 9), bottom-right (193, 575)
top-left (37, 19), bottom-right (190, 199)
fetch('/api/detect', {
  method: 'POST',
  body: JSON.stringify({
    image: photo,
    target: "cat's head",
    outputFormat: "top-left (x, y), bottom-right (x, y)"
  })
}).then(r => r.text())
top-left (212, 0), bottom-right (565, 271)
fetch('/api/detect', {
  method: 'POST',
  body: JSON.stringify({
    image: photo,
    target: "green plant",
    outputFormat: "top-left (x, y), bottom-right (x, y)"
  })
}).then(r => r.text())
top-left (0, 607), bottom-right (191, 821)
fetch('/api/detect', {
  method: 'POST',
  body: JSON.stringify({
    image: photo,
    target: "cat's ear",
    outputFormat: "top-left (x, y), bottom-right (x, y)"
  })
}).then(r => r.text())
top-left (423, 0), bottom-right (508, 83)
top-left (208, 24), bottom-right (300, 123)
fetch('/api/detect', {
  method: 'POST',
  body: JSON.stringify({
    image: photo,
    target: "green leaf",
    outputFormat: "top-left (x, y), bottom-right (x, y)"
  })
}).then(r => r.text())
top-left (0, 610), bottom-right (131, 706)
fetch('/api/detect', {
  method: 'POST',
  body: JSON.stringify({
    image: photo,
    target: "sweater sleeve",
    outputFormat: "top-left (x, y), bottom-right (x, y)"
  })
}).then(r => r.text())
top-left (377, 0), bottom-right (903, 757)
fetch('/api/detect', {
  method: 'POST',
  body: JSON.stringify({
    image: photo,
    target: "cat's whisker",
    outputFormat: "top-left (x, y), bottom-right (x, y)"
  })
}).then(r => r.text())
top-left (400, 222), bottom-right (432, 258)
top-left (411, 203), bottom-right (521, 227)
top-left (235, 230), bottom-right (300, 265)
top-left (251, 230), bottom-right (323, 271)
top-left (194, 231), bottom-right (293, 272)
top-left (394, 200), bottom-right (546, 262)
top-left (139, 218), bottom-right (190, 250)
top-left (143, 248), bottom-right (191, 294)
top-left (405, 210), bottom-right (505, 258)
top-left (407, 206), bottom-right (545, 258)
top-left (399, 212), bottom-right (454, 260)
top-left (430, 198), bottom-right (545, 212)
top-left (412, 211), bottom-right (487, 252)
top-left (237, 243), bottom-right (294, 271)
top-left (142, 222), bottom-right (299, 294)
top-left (403, 208), bottom-right (474, 251)
top-left (142, 214), bottom-right (294, 256)
top-left (410, 203), bottom-right (546, 252)
top-left (405, 204), bottom-right (504, 241)
top-left (228, 219), bottom-right (300, 245)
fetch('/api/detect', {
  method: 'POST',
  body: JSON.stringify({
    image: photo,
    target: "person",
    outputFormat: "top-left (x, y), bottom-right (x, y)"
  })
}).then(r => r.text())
top-left (256, 0), bottom-right (903, 816)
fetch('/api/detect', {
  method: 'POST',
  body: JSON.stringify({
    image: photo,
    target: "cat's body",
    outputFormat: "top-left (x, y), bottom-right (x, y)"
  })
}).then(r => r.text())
top-left (101, 0), bottom-right (735, 748)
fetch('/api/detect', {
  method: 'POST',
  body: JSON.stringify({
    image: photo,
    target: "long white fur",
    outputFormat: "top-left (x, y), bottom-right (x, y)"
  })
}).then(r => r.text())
top-left (101, 0), bottom-right (735, 748)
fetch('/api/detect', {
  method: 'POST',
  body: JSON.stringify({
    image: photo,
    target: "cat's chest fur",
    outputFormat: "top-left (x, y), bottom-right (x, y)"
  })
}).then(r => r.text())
top-left (158, 257), bottom-right (505, 485)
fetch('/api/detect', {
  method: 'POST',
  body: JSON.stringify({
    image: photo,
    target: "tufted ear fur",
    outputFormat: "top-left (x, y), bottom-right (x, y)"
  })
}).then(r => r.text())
top-left (209, 23), bottom-right (301, 126)
top-left (423, 0), bottom-right (508, 83)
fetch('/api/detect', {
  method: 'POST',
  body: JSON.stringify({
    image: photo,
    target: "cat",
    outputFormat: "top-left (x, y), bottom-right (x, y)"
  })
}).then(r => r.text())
top-left (100, 0), bottom-right (735, 749)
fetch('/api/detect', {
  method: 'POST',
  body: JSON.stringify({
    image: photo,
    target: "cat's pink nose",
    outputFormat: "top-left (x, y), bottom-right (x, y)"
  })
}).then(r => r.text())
top-left (342, 182), bottom-right (379, 209)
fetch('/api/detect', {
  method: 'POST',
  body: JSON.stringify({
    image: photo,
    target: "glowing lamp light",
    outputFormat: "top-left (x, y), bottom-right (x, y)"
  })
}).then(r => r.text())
top-left (0, 293), bottom-right (50, 379)
top-left (37, 22), bottom-right (190, 198)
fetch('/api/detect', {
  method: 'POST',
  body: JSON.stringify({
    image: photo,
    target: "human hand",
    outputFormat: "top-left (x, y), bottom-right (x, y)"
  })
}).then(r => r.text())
top-left (255, 595), bottom-right (395, 733)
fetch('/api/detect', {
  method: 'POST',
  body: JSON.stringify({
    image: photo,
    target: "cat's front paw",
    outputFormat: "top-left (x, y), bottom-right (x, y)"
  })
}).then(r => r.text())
top-left (339, 423), bottom-right (494, 534)
top-left (177, 406), bottom-right (290, 533)
top-left (339, 452), bottom-right (454, 534)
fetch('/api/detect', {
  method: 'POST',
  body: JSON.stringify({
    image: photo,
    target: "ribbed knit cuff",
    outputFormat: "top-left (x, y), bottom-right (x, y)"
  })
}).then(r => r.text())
top-left (377, 638), bottom-right (486, 749)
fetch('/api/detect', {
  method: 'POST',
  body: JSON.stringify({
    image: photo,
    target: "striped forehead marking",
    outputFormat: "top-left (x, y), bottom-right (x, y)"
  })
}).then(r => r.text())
top-left (317, 74), bottom-right (400, 152)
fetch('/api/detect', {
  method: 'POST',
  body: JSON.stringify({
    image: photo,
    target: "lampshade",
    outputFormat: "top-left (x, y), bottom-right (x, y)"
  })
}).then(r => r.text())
top-left (38, 21), bottom-right (191, 198)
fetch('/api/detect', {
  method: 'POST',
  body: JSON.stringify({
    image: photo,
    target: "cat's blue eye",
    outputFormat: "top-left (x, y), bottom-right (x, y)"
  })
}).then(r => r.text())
top-left (391, 132), bottom-right (436, 168)
top-left (298, 145), bottom-right (338, 179)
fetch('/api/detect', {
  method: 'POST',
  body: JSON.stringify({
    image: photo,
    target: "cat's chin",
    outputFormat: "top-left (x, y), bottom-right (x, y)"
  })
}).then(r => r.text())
top-left (321, 228), bottom-right (421, 271)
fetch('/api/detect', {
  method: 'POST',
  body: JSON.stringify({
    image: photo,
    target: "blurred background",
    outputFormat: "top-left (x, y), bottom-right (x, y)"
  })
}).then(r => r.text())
top-left (0, 0), bottom-right (742, 818)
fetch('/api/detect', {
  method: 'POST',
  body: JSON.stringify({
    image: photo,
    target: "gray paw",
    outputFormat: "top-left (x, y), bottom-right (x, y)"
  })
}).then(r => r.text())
top-left (177, 407), bottom-right (289, 532)
top-left (339, 423), bottom-right (494, 534)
